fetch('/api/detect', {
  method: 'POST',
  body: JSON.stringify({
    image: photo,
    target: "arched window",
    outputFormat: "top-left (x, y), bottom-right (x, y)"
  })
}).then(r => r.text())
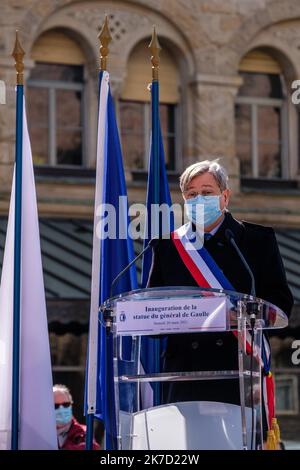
top-left (235, 49), bottom-right (287, 180)
top-left (119, 39), bottom-right (180, 172)
top-left (27, 30), bottom-right (86, 167)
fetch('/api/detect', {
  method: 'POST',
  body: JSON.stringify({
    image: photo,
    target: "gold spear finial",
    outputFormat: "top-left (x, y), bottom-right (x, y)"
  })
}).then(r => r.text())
top-left (98, 16), bottom-right (112, 71)
top-left (149, 26), bottom-right (161, 81)
top-left (12, 31), bottom-right (25, 85)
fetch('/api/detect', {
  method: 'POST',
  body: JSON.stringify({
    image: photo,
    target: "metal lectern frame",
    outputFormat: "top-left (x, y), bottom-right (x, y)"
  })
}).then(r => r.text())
top-left (100, 286), bottom-right (288, 450)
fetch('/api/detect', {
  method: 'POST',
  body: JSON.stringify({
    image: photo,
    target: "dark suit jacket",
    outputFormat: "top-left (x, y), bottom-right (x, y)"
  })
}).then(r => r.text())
top-left (148, 212), bottom-right (294, 404)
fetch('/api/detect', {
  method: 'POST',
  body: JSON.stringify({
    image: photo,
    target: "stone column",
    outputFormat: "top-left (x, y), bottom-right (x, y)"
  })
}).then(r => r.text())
top-left (190, 73), bottom-right (243, 193)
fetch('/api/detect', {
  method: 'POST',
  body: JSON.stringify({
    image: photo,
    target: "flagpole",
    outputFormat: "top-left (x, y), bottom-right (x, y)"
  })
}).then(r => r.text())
top-left (86, 16), bottom-right (112, 451)
top-left (149, 28), bottom-right (161, 212)
top-left (149, 28), bottom-right (161, 406)
top-left (11, 31), bottom-right (25, 451)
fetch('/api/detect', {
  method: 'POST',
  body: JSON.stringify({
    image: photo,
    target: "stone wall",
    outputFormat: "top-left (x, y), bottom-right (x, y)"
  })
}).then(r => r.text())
top-left (1, 0), bottom-right (300, 223)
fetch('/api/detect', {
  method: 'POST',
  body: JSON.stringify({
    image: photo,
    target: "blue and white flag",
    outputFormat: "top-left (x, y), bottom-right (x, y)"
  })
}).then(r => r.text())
top-left (86, 71), bottom-right (138, 449)
top-left (0, 98), bottom-right (57, 450)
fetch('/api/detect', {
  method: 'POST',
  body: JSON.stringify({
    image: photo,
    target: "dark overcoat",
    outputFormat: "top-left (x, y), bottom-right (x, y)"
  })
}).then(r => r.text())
top-left (148, 212), bottom-right (294, 403)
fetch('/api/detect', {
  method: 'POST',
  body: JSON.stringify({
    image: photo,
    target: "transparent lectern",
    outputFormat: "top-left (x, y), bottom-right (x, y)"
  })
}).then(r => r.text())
top-left (100, 286), bottom-right (288, 450)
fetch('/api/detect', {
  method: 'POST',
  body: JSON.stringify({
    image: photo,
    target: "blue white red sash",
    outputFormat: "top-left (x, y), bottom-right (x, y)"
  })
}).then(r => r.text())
top-left (171, 223), bottom-right (274, 429)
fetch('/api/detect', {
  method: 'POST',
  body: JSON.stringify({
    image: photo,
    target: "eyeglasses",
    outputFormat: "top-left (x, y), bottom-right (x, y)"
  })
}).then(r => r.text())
top-left (54, 402), bottom-right (71, 410)
top-left (184, 190), bottom-right (222, 200)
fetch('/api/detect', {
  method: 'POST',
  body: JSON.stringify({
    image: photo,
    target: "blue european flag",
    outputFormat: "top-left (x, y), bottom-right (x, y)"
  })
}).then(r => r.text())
top-left (140, 80), bottom-right (174, 406)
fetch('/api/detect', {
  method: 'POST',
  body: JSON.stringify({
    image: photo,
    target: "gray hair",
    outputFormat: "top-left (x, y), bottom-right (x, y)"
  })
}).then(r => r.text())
top-left (180, 159), bottom-right (229, 193)
top-left (53, 384), bottom-right (73, 403)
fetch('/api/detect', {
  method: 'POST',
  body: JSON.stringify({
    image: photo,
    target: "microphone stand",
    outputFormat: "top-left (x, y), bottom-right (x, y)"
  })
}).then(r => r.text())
top-left (99, 237), bottom-right (159, 450)
top-left (100, 237), bottom-right (159, 335)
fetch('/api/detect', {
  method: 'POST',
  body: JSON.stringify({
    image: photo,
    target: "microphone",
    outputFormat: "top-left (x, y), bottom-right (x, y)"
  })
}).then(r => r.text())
top-left (225, 229), bottom-right (256, 298)
top-left (109, 237), bottom-right (159, 299)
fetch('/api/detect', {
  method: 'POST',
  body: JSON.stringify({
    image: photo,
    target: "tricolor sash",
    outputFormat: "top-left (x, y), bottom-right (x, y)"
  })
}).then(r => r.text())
top-left (171, 223), bottom-right (274, 429)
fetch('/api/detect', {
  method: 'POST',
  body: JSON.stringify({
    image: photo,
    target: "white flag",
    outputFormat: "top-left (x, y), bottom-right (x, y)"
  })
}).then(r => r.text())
top-left (0, 98), bottom-right (57, 450)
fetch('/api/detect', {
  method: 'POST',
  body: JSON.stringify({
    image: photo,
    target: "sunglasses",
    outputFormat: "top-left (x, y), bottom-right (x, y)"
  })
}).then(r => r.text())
top-left (55, 402), bottom-right (71, 410)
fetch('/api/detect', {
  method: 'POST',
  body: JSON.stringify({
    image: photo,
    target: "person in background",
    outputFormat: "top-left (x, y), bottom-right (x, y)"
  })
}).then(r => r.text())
top-left (53, 384), bottom-right (100, 450)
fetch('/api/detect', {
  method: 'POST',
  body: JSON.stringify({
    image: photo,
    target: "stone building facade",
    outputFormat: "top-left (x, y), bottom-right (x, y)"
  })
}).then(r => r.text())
top-left (0, 0), bottom-right (300, 444)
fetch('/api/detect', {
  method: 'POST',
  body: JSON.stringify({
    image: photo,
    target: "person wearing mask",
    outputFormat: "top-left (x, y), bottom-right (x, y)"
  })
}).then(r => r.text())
top-left (148, 159), bottom-right (293, 438)
top-left (53, 384), bottom-right (100, 450)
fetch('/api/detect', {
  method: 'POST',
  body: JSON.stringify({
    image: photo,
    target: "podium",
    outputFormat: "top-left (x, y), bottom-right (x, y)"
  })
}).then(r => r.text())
top-left (101, 287), bottom-right (288, 450)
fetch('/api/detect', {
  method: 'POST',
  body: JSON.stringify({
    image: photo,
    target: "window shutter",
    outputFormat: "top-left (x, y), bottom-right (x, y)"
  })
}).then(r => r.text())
top-left (239, 49), bottom-right (281, 74)
top-left (31, 30), bottom-right (85, 65)
top-left (121, 41), bottom-right (179, 104)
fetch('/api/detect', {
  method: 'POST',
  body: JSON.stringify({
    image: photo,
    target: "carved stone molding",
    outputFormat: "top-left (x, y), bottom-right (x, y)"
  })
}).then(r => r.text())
top-left (65, 4), bottom-right (154, 54)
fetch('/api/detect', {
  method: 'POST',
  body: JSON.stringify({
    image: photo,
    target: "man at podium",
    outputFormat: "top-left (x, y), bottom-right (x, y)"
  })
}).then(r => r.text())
top-left (148, 159), bottom-right (293, 429)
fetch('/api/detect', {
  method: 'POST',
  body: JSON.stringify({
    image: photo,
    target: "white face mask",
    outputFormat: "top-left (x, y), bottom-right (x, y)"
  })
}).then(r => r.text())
top-left (55, 405), bottom-right (72, 426)
top-left (185, 194), bottom-right (222, 227)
